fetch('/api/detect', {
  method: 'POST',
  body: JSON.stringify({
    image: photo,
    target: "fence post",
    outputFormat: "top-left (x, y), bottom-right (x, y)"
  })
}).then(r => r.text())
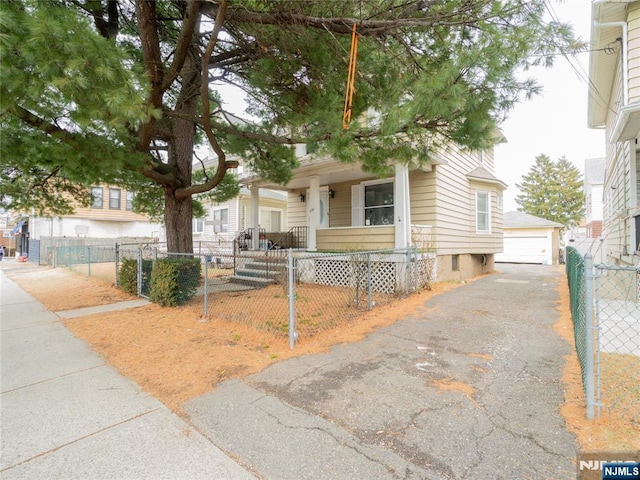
top-left (406, 248), bottom-right (411, 294)
top-left (288, 248), bottom-right (296, 349)
top-left (87, 246), bottom-right (91, 277)
top-left (115, 243), bottom-right (120, 287)
top-left (584, 253), bottom-right (595, 420)
top-left (204, 256), bottom-right (209, 316)
top-left (367, 253), bottom-right (373, 310)
top-left (137, 247), bottom-right (143, 297)
top-left (413, 246), bottom-right (418, 292)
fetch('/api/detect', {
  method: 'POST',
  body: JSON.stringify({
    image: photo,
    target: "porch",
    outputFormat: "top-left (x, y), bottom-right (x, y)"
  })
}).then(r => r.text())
top-left (239, 224), bottom-right (432, 253)
top-left (231, 225), bottom-right (433, 291)
top-left (238, 153), bottom-right (439, 254)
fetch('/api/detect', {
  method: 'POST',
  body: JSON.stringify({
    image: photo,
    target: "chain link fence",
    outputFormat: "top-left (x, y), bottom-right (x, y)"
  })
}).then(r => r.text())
top-left (48, 242), bottom-right (434, 348)
top-left (51, 245), bottom-right (117, 282)
top-left (565, 246), bottom-right (640, 422)
top-left (114, 245), bottom-right (435, 348)
top-left (198, 248), bottom-right (435, 347)
top-left (566, 247), bottom-right (589, 389)
top-left (594, 263), bottom-right (640, 424)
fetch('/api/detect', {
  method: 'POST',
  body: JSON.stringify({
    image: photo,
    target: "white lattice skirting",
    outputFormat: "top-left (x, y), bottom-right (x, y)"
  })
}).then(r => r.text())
top-left (298, 253), bottom-right (435, 294)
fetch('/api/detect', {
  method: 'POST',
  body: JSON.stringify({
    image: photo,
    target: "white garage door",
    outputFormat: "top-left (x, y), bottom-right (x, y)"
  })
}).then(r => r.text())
top-left (496, 235), bottom-right (550, 264)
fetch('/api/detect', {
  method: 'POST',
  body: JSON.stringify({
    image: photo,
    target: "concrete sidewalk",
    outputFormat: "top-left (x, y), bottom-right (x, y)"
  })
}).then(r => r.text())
top-left (0, 265), bottom-right (256, 480)
top-left (185, 263), bottom-right (578, 479)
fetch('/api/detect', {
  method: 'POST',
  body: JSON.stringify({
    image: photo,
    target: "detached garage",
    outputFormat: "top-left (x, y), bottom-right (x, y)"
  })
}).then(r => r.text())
top-left (496, 211), bottom-right (564, 265)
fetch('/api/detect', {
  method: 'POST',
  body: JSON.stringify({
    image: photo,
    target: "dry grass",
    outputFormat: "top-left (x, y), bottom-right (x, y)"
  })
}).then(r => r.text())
top-left (554, 278), bottom-right (639, 452)
top-left (4, 266), bottom-right (457, 412)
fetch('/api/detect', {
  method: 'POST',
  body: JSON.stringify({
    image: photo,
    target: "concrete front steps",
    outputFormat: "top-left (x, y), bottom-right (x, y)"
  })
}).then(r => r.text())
top-left (229, 257), bottom-right (286, 287)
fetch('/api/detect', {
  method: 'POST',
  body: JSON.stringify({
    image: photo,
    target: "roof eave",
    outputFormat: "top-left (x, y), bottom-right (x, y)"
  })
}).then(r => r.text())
top-left (587, 1), bottom-right (633, 129)
top-left (611, 101), bottom-right (640, 141)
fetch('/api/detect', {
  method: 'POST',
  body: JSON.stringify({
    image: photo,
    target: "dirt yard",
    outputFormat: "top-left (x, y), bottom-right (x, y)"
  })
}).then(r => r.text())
top-left (4, 264), bottom-right (637, 453)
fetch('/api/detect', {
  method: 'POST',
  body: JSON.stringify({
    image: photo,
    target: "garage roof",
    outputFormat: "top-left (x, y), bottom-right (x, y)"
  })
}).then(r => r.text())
top-left (503, 211), bottom-right (564, 229)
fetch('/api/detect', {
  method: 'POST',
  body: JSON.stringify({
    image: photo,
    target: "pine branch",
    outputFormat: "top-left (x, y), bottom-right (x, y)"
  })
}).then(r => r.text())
top-left (201, 2), bottom-right (494, 36)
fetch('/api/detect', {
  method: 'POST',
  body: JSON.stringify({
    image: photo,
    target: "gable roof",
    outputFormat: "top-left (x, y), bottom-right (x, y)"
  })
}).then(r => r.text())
top-left (503, 211), bottom-right (564, 229)
top-left (466, 166), bottom-right (508, 190)
top-left (584, 157), bottom-right (605, 185)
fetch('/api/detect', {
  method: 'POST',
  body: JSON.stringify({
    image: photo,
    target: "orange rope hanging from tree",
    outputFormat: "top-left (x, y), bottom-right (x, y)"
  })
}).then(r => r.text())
top-left (342, 23), bottom-right (358, 129)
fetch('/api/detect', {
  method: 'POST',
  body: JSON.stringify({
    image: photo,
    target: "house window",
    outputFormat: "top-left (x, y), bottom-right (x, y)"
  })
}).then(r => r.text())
top-left (91, 187), bottom-right (103, 208)
top-left (126, 191), bottom-right (134, 211)
top-left (213, 208), bottom-right (229, 233)
top-left (109, 188), bottom-right (121, 209)
top-left (476, 191), bottom-right (491, 233)
top-left (271, 210), bottom-right (282, 231)
top-left (260, 209), bottom-right (282, 232)
top-left (364, 181), bottom-right (394, 226)
top-left (193, 217), bottom-right (204, 234)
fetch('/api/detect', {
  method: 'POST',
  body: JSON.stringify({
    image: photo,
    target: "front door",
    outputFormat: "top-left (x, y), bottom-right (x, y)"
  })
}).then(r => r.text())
top-left (307, 187), bottom-right (329, 228)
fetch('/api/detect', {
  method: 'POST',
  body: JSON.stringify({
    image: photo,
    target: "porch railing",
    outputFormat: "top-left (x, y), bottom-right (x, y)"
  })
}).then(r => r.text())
top-left (268, 226), bottom-right (308, 251)
top-left (234, 227), bottom-right (265, 252)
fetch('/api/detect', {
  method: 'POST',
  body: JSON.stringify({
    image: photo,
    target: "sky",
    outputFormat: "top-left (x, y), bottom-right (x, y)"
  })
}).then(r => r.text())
top-left (494, 0), bottom-right (606, 212)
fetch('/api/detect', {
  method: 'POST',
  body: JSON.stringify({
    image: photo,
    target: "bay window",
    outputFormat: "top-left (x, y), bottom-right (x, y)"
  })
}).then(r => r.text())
top-left (476, 191), bottom-right (491, 233)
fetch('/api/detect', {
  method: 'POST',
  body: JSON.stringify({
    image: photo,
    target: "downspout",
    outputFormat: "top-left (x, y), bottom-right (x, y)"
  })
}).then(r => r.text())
top-left (593, 20), bottom-right (628, 105)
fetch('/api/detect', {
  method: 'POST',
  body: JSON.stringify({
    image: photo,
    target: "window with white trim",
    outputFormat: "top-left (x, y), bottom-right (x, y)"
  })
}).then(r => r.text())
top-left (193, 217), bottom-right (204, 234)
top-left (109, 188), bottom-right (121, 209)
top-left (476, 191), bottom-right (491, 233)
top-left (213, 208), bottom-right (229, 233)
top-left (364, 181), bottom-right (394, 226)
top-left (260, 209), bottom-right (281, 232)
top-left (126, 191), bottom-right (135, 211)
top-left (91, 187), bottom-right (103, 208)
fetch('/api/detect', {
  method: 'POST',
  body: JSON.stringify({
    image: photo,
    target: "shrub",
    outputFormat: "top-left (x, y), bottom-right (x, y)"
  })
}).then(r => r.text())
top-left (149, 257), bottom-right (201, 306)
top-left (118, 259), bottom-right (138, 295)
top-left (118, 258), bottom-right (152, 296)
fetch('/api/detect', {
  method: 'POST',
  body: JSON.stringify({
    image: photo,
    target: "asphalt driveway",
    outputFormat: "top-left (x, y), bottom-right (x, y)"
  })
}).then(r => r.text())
top-left (185, 263), bottom-right (576, 479)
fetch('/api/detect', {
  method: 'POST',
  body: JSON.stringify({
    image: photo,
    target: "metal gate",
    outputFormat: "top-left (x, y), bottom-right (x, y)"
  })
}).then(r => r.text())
top-left (28, 239), bottom-right (41, 264)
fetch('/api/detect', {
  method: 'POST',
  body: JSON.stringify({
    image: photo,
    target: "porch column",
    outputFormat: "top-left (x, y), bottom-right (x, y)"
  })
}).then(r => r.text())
top-left (394, 163), bottom-right (411, 249)
top-left (308, 175), bottom-right (320, 251)
top-left (251, 185), bottom-right (260, 250)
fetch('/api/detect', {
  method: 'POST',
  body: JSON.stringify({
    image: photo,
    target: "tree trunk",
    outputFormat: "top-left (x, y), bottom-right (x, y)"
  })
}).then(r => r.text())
top-left (164, 189), bottom-right (193, 253)
top-left (163, 45), bottom-right (200, 254)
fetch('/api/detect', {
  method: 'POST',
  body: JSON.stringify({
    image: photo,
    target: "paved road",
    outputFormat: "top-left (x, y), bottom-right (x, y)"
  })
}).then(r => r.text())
top-left (185, 263), bottom-right (577, 479)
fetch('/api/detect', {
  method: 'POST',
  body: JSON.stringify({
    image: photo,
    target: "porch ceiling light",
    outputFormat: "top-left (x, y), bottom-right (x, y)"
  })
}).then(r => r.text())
top-left (299, 193), bottom-right (305, 202)
top-left (329, 188), bottom-right (335, 198)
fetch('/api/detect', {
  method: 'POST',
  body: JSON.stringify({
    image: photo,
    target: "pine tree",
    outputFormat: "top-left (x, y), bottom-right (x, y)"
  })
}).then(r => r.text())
top-left (515, 154), bottom-right (584, 228)
top-left (0, 0), bottom-right (583, 253)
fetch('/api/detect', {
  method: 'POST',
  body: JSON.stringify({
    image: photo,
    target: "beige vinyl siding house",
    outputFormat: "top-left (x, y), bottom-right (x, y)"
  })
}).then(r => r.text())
top-left (29, 185), bottom-right (162, 240)
top-left (243, 139), bottom-right (506, 282)
top-left (588, 1), bottom-right (640, 265)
